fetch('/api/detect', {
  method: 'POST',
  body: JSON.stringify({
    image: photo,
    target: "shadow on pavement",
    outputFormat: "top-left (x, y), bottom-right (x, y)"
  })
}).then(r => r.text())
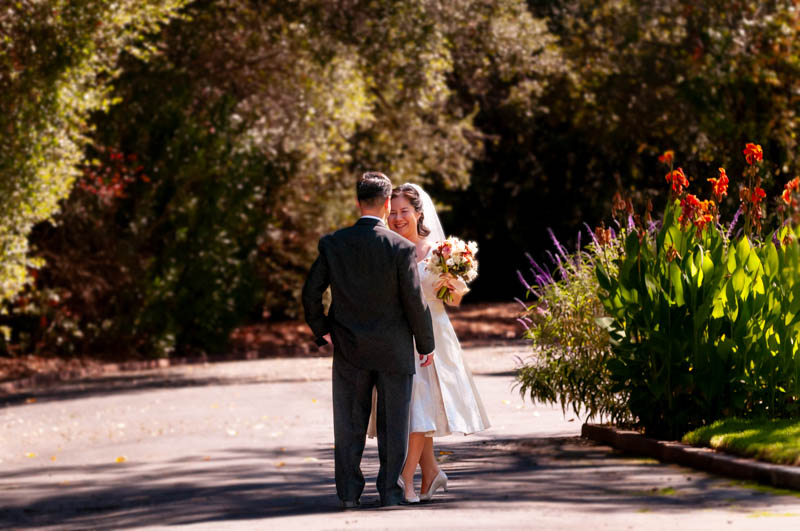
top-left (2, 436), bottom-right (797, 529)
top-left (2, 363), bottom-right (522, 408)
top-left (1, 371), bottom-right (326, 408)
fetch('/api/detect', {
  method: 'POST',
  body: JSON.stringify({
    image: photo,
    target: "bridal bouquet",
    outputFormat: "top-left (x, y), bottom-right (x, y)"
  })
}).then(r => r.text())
top-left (426, 237), bottom-right (479, 302)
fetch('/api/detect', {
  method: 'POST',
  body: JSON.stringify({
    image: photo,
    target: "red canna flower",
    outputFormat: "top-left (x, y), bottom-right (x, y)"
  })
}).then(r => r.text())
top-left (658, 150), bottom-right (675, 165)
top-left (751, 187), bottom-right (766, 204)
top-left (679, 194), bottom-right (702, 227)
top-left (785, 177), bottom-right (800, 192)
top-left (743, 143), bottom-right (763, 165)
top-left (707, 168), bottom-right (729, 203)
top-left (666, 167), bottom-right (689, 195)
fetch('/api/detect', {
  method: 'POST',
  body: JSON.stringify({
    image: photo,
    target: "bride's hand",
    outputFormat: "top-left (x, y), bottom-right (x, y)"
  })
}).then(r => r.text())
top-left (434, 274), bottom-right (469, 305)
top-left (448, 277), bottom-right (469, 296)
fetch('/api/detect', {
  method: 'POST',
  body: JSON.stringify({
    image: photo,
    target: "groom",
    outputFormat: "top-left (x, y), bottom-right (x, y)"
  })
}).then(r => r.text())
top-left (302, 172), bottom-right (435, 508)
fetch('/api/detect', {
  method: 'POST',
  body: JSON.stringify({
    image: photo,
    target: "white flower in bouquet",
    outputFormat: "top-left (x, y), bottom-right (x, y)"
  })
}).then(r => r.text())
top-left (425, 237), bottom-right (479, 302)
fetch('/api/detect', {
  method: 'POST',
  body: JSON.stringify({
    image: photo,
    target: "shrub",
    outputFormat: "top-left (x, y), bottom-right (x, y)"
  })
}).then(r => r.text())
top-left (597, 147), bottom-right (800, 438)
top-left (0, 0), bottom-right (187, 309)
top-left (516, 227), bottom-right (631, 424)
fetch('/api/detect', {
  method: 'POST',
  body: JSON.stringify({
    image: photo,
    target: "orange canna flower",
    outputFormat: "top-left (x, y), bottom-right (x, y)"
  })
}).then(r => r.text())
top-left (693, 213), bottom-right (714, 232)
top-left (785, 177), bottom-right (800, 192)
top-left (707, 168), bottom-right (729, 203)
top-left (666, 167), bottom-right (689, 195)
top-left (783, 188), bottom-right (793, 205)
top-left (658, 150), bottom-right (675, 165)
top-left (743, 143), bottom-right (763, 165)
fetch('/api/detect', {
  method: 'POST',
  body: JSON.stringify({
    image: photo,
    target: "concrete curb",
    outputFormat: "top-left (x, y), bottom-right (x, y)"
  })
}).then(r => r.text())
top-left (582, 423), bottom-right (800, 491)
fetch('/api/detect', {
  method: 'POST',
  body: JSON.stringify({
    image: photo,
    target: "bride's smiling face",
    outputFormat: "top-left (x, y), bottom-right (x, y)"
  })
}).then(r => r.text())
top-left (388, 194), bottom-right (420, 240)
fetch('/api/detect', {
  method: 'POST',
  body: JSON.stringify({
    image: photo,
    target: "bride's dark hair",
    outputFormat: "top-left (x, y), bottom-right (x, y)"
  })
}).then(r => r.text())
top-left (392, 184), bottom-right (431, 238)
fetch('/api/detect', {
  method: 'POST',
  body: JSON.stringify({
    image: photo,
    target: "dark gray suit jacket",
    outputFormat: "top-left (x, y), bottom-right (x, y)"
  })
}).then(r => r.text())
top-left (302, 217), bottom-right (435, 374)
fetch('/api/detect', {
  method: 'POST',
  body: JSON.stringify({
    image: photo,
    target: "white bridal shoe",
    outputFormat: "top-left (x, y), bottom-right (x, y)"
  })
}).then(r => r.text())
top-left (419, 470), bottom-right (448, 502)
top-left (397, 475), bottom-right (420, 503)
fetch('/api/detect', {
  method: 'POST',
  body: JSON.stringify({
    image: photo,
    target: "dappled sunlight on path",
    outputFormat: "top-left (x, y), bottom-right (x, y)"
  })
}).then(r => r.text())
top-left (2, 347), bottom-right (800, 529)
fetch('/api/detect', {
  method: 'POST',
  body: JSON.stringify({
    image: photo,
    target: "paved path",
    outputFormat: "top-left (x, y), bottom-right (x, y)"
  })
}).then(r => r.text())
top-left (2, 344), bottom-right (800, 530)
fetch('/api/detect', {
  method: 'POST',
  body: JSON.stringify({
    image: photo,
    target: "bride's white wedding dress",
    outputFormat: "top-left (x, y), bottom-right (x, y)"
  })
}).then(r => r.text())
top-left (368, 247), bottom-right (491, 438)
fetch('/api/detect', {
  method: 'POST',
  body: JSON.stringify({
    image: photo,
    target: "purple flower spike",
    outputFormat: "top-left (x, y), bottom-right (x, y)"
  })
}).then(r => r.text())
top-left (548, 228), bottom-right (569, 259)
top-left (517, 270), bottom-right (532, 291)
top-left (513, 297), bottom-right (528, 310)
top-left (773, 230), bottom-right (781, 248)
top-left (727, 206), bottom-right (742, 240)
top-left (584, 223), bottom-right (600, 246)
top-left (609, 227), bottom-right (617, 239)
top-left (576, 230), bottom-right (582, 253)
top-left (627, 214), bottom-right (635, 230)
top-left (530, 259), bottom-right (554, 285)
top-left (516, 318), bottom-right (530, 331)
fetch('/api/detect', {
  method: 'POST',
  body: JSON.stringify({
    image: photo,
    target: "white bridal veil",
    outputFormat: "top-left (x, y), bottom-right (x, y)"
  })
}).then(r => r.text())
top-left (407, 183), bottom-right (446, 244)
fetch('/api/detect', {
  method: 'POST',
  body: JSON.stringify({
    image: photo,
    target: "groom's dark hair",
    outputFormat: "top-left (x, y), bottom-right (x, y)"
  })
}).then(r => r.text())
top-left (357, 172), bottom-right (393, 207)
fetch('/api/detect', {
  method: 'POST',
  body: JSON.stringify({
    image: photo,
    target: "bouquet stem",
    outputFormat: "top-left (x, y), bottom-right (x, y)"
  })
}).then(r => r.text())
top-left (436, 285), bottom-right (452, 302)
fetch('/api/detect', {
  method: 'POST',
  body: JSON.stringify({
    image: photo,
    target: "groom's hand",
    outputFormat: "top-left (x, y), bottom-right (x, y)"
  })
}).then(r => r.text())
top-left (420, 353), bottom-right (434, 367)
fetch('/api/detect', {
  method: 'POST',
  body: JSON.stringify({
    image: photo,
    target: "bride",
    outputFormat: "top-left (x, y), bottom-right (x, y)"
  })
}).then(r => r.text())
top-left (368, 183), bottom-right (490, 503)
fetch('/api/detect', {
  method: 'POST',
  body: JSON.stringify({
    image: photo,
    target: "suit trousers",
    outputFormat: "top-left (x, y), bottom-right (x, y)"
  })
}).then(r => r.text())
top-left (332, 353), bottom-right (412, 506)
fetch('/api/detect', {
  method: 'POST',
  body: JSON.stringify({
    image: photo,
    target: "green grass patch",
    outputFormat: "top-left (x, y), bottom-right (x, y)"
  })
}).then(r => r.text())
top-left (726, 480), bottom-right (800, 499)
top-left (683, 418), bottom-right (800, 466)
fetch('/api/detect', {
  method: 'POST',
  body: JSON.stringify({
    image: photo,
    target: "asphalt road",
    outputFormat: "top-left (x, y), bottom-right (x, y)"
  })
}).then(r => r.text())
top-left (2, 344), bottom-right (800, 530)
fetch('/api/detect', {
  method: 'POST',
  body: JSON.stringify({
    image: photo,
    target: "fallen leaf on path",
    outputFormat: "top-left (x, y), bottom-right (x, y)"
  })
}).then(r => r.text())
top-left (438, 451), bottom-right (453, 456)
top-left (51, 456), bottom-right (57, 462)
top-left (25, 398), bottom-right (36, 404)
top-left (502, 400), bottom-right (510, 405)
top-left (312, 399), bottom-right (318, 404)
top-left (303, 457), bottom-right (318, 462)
top-left (203, 456), bottom-right (211, 461)
top-left (115, 456), bottom-right (126, 463)
top-left (275, 461), bottom-right (285, 468)
top-left (226, 429), bottom-right (237, 437)
top-left (24, 452), bottom-right (36, 458)
top-left (280, 447), bottom-right (287, 452)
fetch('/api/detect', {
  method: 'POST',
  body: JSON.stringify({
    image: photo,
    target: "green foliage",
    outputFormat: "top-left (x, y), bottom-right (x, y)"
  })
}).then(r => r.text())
top-left (0, 0), bottom-right (187, 306)
top-left (683, 418), bottom-right (800, 466)
top-left (517, 230), bottom-right (631, 423)
top-left (3, 0), bottom-right (552, 357)
top-left (442, 0), bottom-right (800, 301)
top-left (597, 170), bottom-right (800, 438)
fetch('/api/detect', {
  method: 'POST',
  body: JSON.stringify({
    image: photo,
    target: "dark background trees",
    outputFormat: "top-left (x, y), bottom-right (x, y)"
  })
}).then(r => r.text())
top-left (2, 0), bottom-right (798, 358)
